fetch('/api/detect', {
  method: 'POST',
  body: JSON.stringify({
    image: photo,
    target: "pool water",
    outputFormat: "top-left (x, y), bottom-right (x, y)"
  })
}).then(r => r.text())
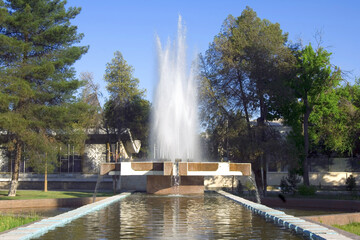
top-left (37, 192), bottom-right (303, 239)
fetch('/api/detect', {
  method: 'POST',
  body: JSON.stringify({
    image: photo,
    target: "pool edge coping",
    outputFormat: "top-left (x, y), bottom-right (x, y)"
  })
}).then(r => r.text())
top-left (217, 190), bottom-right (353, 240)
top-left (0, 191), bottom-right (133, 240)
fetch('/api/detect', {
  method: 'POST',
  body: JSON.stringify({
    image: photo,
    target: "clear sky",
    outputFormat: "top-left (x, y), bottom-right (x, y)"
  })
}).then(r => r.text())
top-left (66, 0), bottom-right (360, 105)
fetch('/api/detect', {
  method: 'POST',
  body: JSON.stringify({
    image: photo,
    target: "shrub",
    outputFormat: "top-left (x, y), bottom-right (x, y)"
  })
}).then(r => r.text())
top-left (346, 175), bottom-right (356, 191)
top-left (298, 184), bottom-right (317, 196)
top-left (280, 177), bottom-right (291, 194)
top-left (280, 170), bottom-right (301, 195)
top-left (236, 180), bottom-right (244, 194)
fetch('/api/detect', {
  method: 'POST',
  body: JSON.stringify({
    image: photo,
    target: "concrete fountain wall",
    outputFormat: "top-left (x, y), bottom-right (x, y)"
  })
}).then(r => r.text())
top-left (100, 162), bottom-right (251, 194)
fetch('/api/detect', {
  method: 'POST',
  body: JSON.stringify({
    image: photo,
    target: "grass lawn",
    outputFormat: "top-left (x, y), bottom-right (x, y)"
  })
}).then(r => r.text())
top-left (333, 222), bottom-right (360, 236)
top-left (0, 190), bottom-right (114, 200)
top-left (0, 213), bottom-right (40, 232)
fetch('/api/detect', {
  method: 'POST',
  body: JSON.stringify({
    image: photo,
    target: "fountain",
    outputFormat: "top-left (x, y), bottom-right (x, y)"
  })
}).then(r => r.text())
top-left (151, 15), bottom-right (199, 162)
top-left (100, 16), bottom-right (251, 194)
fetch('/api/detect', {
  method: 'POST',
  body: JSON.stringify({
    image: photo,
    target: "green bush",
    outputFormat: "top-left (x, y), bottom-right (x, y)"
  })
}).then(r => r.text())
top-left (236, 180), bottom-right (244, 194)
top-left (298, 184), bottom-right (317, 196)
top-left (346, 175), bottom-right (356, 191)
top-left (280, 170), bottom-right (301, 195)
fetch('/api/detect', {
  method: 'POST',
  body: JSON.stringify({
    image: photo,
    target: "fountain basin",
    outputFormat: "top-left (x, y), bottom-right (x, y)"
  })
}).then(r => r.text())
top-left (100, 162), bottom-right (251, 194)
top-left (101, 162), bottom-right (251, 176)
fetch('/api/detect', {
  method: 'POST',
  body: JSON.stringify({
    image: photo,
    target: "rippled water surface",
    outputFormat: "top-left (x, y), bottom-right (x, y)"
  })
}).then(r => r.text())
top-left (37, 193), bottom-right (303, 240)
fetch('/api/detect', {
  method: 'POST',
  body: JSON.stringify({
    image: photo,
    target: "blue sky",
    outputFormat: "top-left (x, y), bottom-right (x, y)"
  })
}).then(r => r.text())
top-left (66, 0), bottom-right (360, 105)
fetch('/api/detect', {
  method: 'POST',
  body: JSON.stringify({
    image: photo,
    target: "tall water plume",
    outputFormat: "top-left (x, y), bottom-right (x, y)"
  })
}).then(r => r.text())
top-left (151, 16), bottom-right (199, 162)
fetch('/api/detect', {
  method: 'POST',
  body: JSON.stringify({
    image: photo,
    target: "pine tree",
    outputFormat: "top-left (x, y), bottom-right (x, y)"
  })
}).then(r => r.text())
top-left (103, 51), bottom-right (151, 158)
top-left (0, 0), bottom-right (88, 196)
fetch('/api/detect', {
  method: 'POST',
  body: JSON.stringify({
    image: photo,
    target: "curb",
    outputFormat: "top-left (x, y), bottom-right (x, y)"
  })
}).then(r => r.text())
top-left (217, 190), bottom-right (352, 240)
top-left (0, 192), bottom-right (132, 240)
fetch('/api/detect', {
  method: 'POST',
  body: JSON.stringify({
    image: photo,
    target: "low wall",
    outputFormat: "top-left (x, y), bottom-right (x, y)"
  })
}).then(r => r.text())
top-left (268, 172), bottom-right (360, 187)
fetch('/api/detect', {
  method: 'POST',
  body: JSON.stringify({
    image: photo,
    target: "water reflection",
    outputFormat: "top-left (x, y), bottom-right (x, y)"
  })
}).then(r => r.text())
top-left (37, 193), bottom-right (302, 239)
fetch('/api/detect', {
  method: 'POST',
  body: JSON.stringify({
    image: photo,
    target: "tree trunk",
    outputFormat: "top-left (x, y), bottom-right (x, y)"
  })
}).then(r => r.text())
top-left (106, 143), bottom-right (111, 163)
top-left (263, 156), bottom-right (268, 197)
top-left (303, 100), bottom-right (311, 186)
top-left (237, 74), bottom-right (250, 124)
top-left (8, 142), bottom-right (22, 197)
top-left (260, 156), bottom-right (264, 195)
top-left (261, 155), bottom-right (268, 197)
top-left (44, 157), bottom-right (48, 192)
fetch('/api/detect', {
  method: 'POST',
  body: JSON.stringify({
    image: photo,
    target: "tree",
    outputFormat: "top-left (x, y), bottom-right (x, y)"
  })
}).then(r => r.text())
top-left (103, 51), bottom-right (149, 158)
top-left (80, 71), bottom-right (103, 131)
top-left (104, 51), bottom-right (145, 105)
top-left (0, 0), bottom-right (89, 196)
top-left (199, 7), bottom-right (296, 195)
top-left (104, 96), bottom-right (150, 158)
top-left (200, 7), bottom-right (295, 126)
top-left (288, 44), bottom-right (341, 186)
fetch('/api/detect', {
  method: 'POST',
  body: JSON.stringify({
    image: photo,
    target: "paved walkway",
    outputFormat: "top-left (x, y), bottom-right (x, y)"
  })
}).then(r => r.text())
top-left (217, 190), bottom-right (354, 240)
top-left (0, 192), bottom-right (132, 240)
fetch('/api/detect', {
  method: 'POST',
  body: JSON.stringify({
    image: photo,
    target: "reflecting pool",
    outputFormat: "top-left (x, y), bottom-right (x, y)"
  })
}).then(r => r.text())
top-left (37, 193), bottom-right (303, 239)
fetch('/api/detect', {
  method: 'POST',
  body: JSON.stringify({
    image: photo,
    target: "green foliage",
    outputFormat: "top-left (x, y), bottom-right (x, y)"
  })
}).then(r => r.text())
top-left (309, 82), bottom-right (360, 156)
top-left (199, 7), bottom-right (297, 165)
top-left (281, 43), bottom-right (342, 185)
top-left (104, 96), bottom-right (151, 158)
top-left (244, 180), bottom-right (255, 191)
top-left (280, 170), bottom-right (301, 194)
top-left (297, 184), bottom-right (317, 196)
top-left (104, 51), bottom-right (145, 104)
top-left (291, 44), bottom-right (339, 102)
top-left (0, 0), bottom-right (91, 194)
top-left (199, 7), bottom-right (295, 125)
top-left (346, 175), bottom-right (357, 191)
top-left (103, 51), bottom-right (150, 157)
